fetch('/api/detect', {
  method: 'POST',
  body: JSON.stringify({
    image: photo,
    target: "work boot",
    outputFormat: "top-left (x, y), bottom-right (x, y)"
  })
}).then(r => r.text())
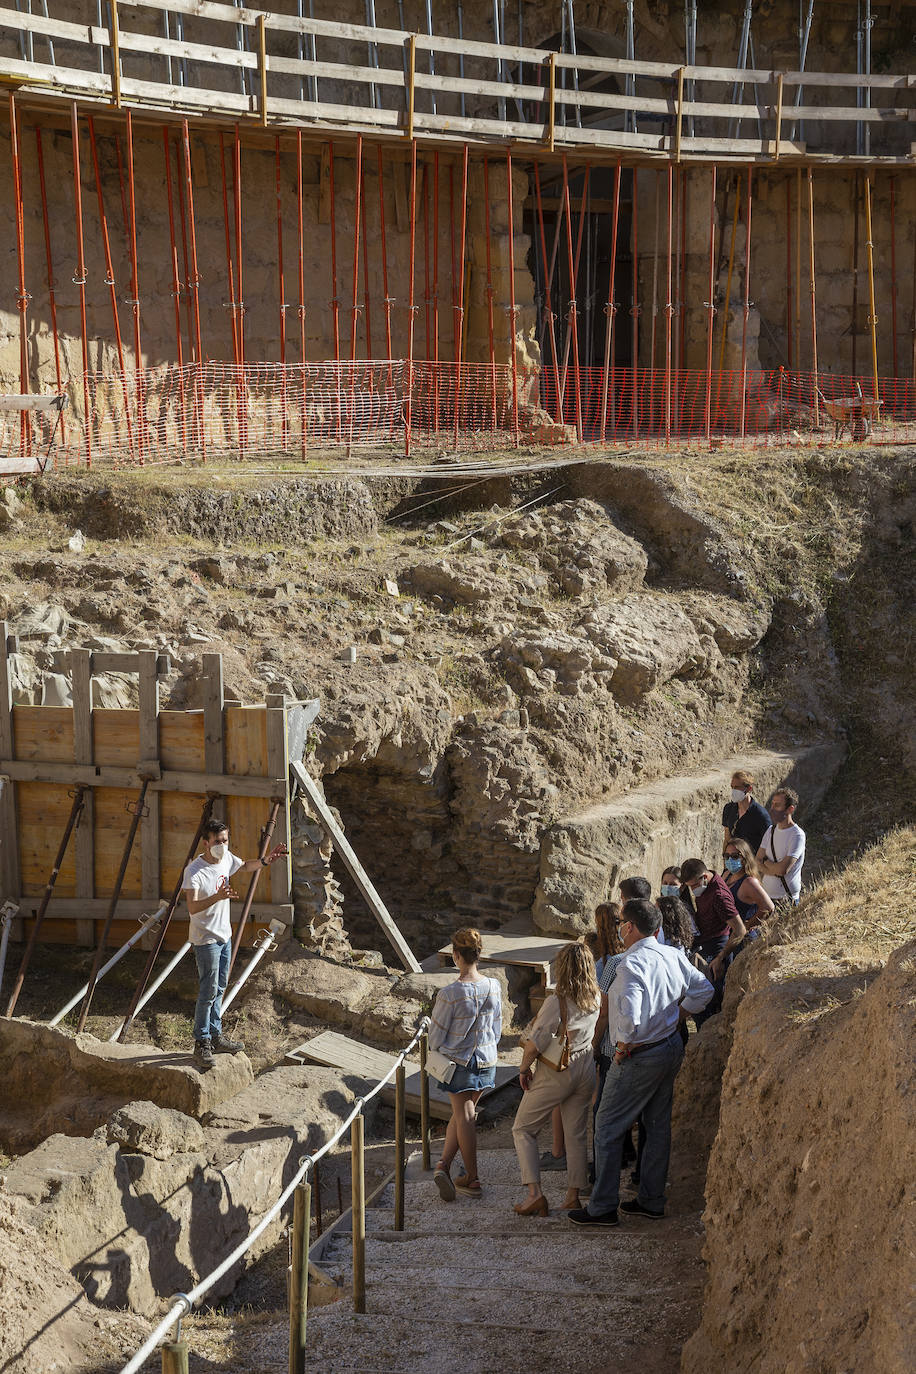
top-left (194, 1038), bottom-right (214, 1071)
top-left (211, 1033), bottom-right (244, 1054)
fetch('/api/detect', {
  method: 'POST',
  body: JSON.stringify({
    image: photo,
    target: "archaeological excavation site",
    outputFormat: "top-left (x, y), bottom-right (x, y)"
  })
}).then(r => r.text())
top-left (0, 1), bottom-right (914, 1372)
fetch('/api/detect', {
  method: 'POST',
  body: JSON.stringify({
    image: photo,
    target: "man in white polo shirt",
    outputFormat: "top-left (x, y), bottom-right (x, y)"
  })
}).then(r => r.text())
top-left (756, 787), bottom-right (805, 905)
top-left (182, 818), bottom-right (287, 1071)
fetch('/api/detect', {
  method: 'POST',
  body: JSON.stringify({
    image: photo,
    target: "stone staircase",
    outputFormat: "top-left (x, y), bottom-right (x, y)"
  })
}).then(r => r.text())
top-left (301, 1148), bottom-right (700, 1374)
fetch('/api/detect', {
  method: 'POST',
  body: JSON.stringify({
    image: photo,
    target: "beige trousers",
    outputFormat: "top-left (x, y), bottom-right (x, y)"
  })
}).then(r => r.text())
top-left (512, 1048), bottom-right (596, 1189)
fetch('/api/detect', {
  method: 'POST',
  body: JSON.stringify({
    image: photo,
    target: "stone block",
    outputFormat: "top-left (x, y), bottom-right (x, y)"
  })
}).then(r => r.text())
top-left (107, 1101), bottom-right (205, 1160)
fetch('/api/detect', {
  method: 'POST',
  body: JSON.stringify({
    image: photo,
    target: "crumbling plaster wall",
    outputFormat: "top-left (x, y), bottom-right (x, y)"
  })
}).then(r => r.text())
top-left (0, 0), bottom-right (910, 408)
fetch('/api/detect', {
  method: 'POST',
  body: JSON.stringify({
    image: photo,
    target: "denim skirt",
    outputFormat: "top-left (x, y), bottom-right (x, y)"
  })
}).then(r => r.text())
top-left (437, 1051), bottom-right (496, 1095)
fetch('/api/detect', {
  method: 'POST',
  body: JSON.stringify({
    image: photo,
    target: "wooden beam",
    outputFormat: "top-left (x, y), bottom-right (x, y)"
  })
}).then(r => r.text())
top-left (0, 623), bottom-right (20, 901)
top-left (54, 650), bottom-right (172, 676)
top-left (12, 896), bottom-right (294, 921)
top-left (546, 52), bottom-right (556, 152)
top-left (0, 759), bottom-right (288, 797)
top-left (138, 650), bottom-right (160, 903)
top-left (674, 66), bottom-right (685, 164)
top-left (290, 760), bottom-right (420, 973)
top-left (257, 12), bottom-right (268, 126)
top-left (70, 647), bottom-right (95, 945)
top-left (109, 0), bottom-right (122, 108)
top-left (265, 694), bottom-right (291, 906)
top-left (202, 651), bottom-right (224, 820)
top-left (405, 32), bottom-right (416, 141)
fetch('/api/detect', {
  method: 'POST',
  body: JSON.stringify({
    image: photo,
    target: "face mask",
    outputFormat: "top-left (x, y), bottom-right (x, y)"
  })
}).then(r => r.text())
top-left (725, 857), bottom-right (743, 873)
top-left (731, 788), bottom-right (747, 802)
top-left (209, 842), bottom-right (228, 861)
top-left (691, 883), bottom-right (708, 899)
top-left (660, 883), bottom-right (680, 898)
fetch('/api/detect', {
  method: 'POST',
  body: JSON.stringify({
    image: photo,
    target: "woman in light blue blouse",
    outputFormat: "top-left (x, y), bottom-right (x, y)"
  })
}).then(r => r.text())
top-left (428, 926), bottom-right (502, 1202)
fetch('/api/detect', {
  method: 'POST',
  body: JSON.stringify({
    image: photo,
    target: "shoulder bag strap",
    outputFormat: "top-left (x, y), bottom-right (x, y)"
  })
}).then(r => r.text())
top-left (768, 827), bottom-right (794, 900)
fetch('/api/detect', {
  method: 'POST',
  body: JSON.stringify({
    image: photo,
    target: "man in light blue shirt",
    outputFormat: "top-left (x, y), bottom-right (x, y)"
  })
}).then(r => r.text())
top-left (568, 897), bottom-right (713, 1227)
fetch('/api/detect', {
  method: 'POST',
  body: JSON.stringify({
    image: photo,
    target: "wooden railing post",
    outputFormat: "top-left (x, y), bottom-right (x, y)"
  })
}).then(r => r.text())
top-left (288, 1179), bottom-right (310, 1374)
top-left (394, 1063), bottom-right (406, 1231)
top-left (405, 32), bottom-right (417, 140)
top-left (109, 0), bottom-right (122, 108)
top-left (161, 1344), bottom-right (189, 1374)
top-left (257, 13), bottom-right (268, 126)
top-left (545, 51), bottom-right (556, 152)
top-left (419, 1033), bottom-right (431, 1170)
top-left (351, 1113), bottom-right (366, 1314)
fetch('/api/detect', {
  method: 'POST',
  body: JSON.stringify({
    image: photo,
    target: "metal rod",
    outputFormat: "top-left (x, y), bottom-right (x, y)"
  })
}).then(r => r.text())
top-left (630, 166), bottom-right (639, 435)
top-left (288, 1181), bottom-right (310, 1374)
top-left (364, 0), bottom-right (379, 110)
top-left (664, 162), bottom-right (673, 442)
top-left (219, 133), bottom-right (240, 364)
top-left (791, 0), bottom-right (815, 141)
top-left (492, 0), bottom-right (505, 121)
top-left (163, 127), bottom-right (187, 451)
top-left (233, 123), bottom-right (245, 455)
top-left (864, 0), bottom-right (872, 159)
top-left (534, 162), bottom-right (561, 421)
top-left (738, 164), bottom-right (753, 440)
top-left (9, 94), bottom-right (30, 456)
top-left (76, 779), bottom-right (150, 1031)
top-left (566, 0), bottom-right (581, 129)
top-left (728, 0), bottom-right (753, 141)
top-left (890, 175), bottom-right (899, 378)
top-left (599, 160), bottom-right (622, 442)
top-left (456, 2), bottom-right (465, 116)
top-left (404, 138), bottom-right (418, 455)
top-left (394, 1062), bottom-right (406, 1230)
top-left (50, 905), bottom-right (165, 1027)
top-left (424, 0), bottom-right (436, 115)
top-left (506, 148), bottom-right (520, 447)
top-left (452, 145), bottom-right (468, 451)
top-left (718, 174), bottom-right (741, 372)
top-left (109, 0), bottom-right (122, 107)
top-left (483, 156), bottom-right (499, 431)
top-left (786, 174), bottom-right (793, 369)
top-left (864, 170), bottom-right (879, 407)
top-left (422, 162), bottom-right (430, 362)
top-left (111, 941), bottom-right (192, 1039)
top-left (377, 145), bottom-right (392, 362)
top-left (297, 130), bottom-right (308, 457)
top-left (124, 111), bottom-right (145, 462)
top-left (6, 787), bottom-right (86, 1017)
top-left (351, 1113), bottom-right (366, 1314)
top-left (625, 0), bottom-right (636, 133)
top-left (173, 130), bottom-right (194, 370)
top-left (360, 151), bottom-right (372, 360)
top-left (808, 165), bottom-right (819, 426)
top-left (276, 139), bottom-right (288, 448)
top-left (181, 119), bottom-right (205, 454)
top-left (795, 166), bottom-right (802, 368)
top-left (704, 165), bottom-right (717, 442)
top-left (70, 103), bottom-right (93, 466)
top-left (560, 157), bottom-right (586, 441)
top-left (328, 142), bottom-right (341, 437)
top-left (228, 799), bottom-right (282, 978)
top-left (35, 127), bottom-right (66, 441)
top-left (852, 172), bottom-right (860, 377)
top-left (350, 134), bottom-right (363, 367)
top-left (432, 150), bottom-right (439, 430)
top-left (222, 924), bottom-right (278, 1011)
top-left (116, 797), bottom-right (213, 1042)
top-left (307, 0), bottom-right (317, 103)
top-left (257, 13), bottom-right (268, 127)
top-left (419, 1031), bottom-right (431, 1170)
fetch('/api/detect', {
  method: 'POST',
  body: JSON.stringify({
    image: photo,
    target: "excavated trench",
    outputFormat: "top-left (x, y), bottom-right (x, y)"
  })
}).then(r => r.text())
top-left (0, 448), bottom-right (913, 1372)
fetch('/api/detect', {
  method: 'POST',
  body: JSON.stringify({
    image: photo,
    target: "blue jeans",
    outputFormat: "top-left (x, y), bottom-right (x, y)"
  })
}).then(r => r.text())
top-left (193, 940), bottom-right (231, 1042)
top-left (589, 1031), bottom-right (685, 1217)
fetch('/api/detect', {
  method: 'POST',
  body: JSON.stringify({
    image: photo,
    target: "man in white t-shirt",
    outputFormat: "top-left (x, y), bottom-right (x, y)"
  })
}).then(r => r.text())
top-left (182, 818), bottom-right (287, 1070)
top-left (756, 788), bottom-right (805, 904)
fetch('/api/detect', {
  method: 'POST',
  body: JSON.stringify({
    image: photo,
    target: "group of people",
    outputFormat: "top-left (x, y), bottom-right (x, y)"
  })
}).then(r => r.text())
top-left (427, 773), bottom-right (806, 1224)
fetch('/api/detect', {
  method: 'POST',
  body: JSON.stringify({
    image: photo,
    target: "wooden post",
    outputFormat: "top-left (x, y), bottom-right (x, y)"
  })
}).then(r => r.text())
top-left (313, 1157), bottom-right (323, 1237)
top-left (202, 652), bottom-right (225, 821)
top-left (265, 693), bottom-right (291, 908)
top-left (545, 52), bottom-right (556, 152)
top-left (288, 1180), bottom-right (310, 1374)
top-left (257, 13), bottom-right (268, 126)
top-left (139, 650), bottom-right (161, 909)
top-left (109, 0), bottom-right (122, 108)
top-left (71, 647), bottom-right (95, 946)
top-left (161, 1344), bottom-right (189, 1374)
top-left (419, 1032), bottom-right (431, 1170)
top-left (351, 1113), bottom-right (366, 1314)
top-left (406, 32), bottom-right (417, 140)
top-left (0, 624), bottom-right (22, 904)
top-left (773, 73), bottom-right (784, 160)
top-left (394, 1063), bottom-right (406, 1231)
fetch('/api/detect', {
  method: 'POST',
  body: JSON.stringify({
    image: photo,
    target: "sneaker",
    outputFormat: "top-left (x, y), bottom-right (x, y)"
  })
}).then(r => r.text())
top-left (620, 1198), bottom-right (664, 1220)
top-left (211, 1034), bottom-right (244, 1054)
top-left (539, 1151), bottom-right (567, 1171)
top-left (433, 1166), bottom-right (456, 1202)
top-left (566, 1206), bottom-right (619, 1228)
top-left (194, 1039), bottom-right (214, 1071)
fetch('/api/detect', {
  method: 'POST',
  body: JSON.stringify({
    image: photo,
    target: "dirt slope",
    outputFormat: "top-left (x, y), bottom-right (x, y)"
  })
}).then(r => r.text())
top-left (682, 828), bottom-right (916, 1374)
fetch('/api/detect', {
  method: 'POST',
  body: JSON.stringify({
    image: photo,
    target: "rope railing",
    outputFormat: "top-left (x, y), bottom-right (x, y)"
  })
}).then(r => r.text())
top-left (119, 1014), bottom-right (431, 1374)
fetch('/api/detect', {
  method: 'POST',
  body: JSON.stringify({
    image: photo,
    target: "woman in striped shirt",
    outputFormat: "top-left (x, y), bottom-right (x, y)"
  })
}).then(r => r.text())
top-left (428, 927), bottom-right (502, 1202)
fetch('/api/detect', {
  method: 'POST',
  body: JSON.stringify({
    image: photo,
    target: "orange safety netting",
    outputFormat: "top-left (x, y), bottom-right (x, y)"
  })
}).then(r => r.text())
top-left (2, 363), bottom-right (913, 470)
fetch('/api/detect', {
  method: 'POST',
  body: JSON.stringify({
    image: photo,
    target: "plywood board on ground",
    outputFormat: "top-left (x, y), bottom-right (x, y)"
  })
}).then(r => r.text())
top-left (287, 1030), bottom-right (517, 1121)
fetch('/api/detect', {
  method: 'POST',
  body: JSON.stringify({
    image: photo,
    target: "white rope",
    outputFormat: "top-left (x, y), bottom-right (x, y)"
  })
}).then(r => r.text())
top-left (118, 1016), bottom-right (431, 1374)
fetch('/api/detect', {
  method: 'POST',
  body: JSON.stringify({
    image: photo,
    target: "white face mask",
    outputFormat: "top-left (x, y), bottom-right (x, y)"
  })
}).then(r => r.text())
top-left (731, 788), bottom-right (747, 802)
top-left (691, 882), bottom-right (708, 899)
top-left (209, 842), bottom-right (228, 861)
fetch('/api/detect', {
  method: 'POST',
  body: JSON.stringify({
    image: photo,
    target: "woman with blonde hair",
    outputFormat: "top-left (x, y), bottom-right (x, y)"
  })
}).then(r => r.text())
top-left (512, 940), bottom-right (600, 1217)
top-left (428, 927), bottom-right (502, 1202)
top-left (723, 836), bottom-right (774, 932)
